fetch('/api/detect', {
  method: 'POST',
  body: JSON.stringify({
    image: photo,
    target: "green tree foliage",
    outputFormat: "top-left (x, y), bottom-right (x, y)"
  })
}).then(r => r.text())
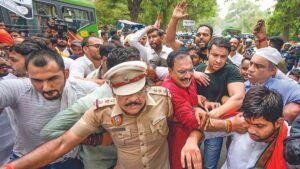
top-left (95, 0), bottom-right (217, 30)
top-left (267, 0), bottom-right (300, 41)
top-left (223, 0), bottom-right (269, 33)
top-left (95, 0), bottom-right (129, 26)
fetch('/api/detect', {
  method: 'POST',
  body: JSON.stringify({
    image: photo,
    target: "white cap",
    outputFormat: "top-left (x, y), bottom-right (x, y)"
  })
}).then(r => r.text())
top-left (104, 61), bottom-right (147, 96)
top-left (255, 47), bottom-right (281, 65)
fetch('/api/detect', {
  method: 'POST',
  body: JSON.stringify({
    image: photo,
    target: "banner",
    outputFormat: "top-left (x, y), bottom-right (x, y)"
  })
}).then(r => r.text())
top-left (183, 20), bottom-right (195, 27)
top-left (0, 0), bottom-right (33, 19)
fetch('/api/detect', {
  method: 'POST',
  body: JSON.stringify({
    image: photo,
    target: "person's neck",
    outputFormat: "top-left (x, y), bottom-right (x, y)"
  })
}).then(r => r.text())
top-left (154, 46), bottom-right (163, 55)
top-left (86, 55), bottom-right (101, 68)
top-left (264, 127), bottom-right (280, 143)
top-left (205, 63), bottom-right (216, 73)
top-left (229, 50), bottom-right (236, 57)
top-left (57, 46), bottom-right (66, 52)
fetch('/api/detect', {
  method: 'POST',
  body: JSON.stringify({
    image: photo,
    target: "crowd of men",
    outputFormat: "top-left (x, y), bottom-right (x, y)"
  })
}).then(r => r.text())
top-left (0, 1), bottom-right (300, 169)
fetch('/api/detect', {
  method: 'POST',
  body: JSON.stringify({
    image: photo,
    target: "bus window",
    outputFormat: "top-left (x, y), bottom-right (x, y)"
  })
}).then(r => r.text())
top-left (8, 11), bottom-right (27, 30)
top-left (62, 7), bottom-right (89, 30)
top-left (33, 2), bottom-right (57, 30)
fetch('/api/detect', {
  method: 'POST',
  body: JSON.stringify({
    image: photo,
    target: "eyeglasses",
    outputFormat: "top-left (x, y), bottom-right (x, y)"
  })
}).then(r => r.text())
top-left (87, 44), bottom-right (101, 48)
top-left (176, 68), bottom-right (194, 76)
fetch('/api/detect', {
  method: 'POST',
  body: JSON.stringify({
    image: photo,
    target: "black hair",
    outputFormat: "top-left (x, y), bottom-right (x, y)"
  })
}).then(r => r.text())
top-left (25, 49), bottom-right (65, 71)
top-left (106, 48), bottom-right (140, 70)
top-left (241, 55), bottom-right (252, 64)
top-left (111, 34), bottom-right (120, 41)
top-left (187, 46), bottom-right (202, 59)
top-left (147, 28), bottom-right (164, 37)
top-left (126, 46), bottom-right (141, 59)
top-left (99, 43), bottom-right (116, 58)
top-left (166, 50), bottom-right (189, 69)
top-left (81, 37), bottom-right (92, 48)
top-left (198, 24), bottom-right (213, 37)
top-left (241, 86), bottom-right (283, 124)
top-left (14, 39), bottom-right (46, 56)
top-left (101, 31), bottom-right (107, 37)
top-left (207, 37), bottom-right (231, 54)
top-left (289, 69), bottom-right (300, 79)
top-left (269, 36), bottom-right (284, 52)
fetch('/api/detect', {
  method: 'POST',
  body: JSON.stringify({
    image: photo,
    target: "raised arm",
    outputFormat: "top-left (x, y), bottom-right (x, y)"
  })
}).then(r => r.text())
top-left (165, 1), bottom-right (187, 50)
top-left (253, 19), bottom-right (268, 49)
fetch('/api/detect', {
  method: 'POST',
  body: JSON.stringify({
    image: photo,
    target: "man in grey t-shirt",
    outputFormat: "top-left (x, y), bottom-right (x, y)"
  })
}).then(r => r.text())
top-left (0, 49), bottom-right (97, 169)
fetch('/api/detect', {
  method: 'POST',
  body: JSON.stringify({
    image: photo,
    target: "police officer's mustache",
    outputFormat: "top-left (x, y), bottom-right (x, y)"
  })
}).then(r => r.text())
top-left (125, 102), bottom-right (142, 107)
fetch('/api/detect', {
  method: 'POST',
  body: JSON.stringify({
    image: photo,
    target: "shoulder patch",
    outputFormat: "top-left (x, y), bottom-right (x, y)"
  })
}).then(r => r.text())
top-left (148, 86), bottom-right (171, 97)
top-left (95, 97), bottom-right (116, 109)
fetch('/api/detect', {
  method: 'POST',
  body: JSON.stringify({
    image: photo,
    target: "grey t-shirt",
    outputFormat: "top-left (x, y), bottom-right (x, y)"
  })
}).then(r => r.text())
top-left (0, 78), bottom-right (97, 158)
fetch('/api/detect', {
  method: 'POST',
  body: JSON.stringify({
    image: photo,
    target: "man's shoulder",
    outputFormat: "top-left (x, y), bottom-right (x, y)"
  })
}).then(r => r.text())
top-left (0, 78), bottom-right (31, 87)
top-left (268, 77), bottom-right (296, 86)
top-left (223, 63), bottom-right (239, 70)
top-left (195, 63), bottom-right (206, 71)
top-left (148, 86), bottom-right (171, 97)
top-left (162, 45), bottom-right (173, 53)
top-left (95, 97), bottom-right (116, 110)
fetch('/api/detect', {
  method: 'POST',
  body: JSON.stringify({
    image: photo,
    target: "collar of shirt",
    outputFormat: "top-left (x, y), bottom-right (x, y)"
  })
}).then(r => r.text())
top-left (110, 91), bottom-right (157, 117)
top-left (150, 45), bottom-right (171, 58)
top-left (82, 55), bottom-right (96, 69)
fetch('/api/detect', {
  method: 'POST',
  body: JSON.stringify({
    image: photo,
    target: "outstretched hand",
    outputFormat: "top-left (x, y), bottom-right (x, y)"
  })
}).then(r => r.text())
top-left (172, 0), bottom-right (188, 20)
top-left (181, 134), bottom-right (203, 169)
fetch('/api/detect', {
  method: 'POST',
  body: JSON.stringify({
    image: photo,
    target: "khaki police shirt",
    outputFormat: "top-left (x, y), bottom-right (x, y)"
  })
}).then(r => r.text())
top-left (71, 86), bottom-right (173, 169)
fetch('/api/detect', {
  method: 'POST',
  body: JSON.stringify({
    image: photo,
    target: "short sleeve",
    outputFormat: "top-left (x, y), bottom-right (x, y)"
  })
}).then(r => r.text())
top-left (70, 105), bottom-right (101, 138)
top-left (226, 64), bottom-right (244, 84)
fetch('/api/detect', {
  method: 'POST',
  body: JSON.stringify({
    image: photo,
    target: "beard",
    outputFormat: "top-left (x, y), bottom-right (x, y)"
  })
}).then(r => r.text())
top-left (231, 46), bottom-right (237, 51)
top-left (57, 43), bottom-right (67, 48)
top-left (42, 90), bottom-right (61, 100)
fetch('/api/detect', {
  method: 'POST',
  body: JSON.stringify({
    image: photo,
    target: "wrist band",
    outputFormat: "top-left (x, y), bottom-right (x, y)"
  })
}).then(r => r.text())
top-left (226, 119), bottom-right (233, 133)
top-left (4, 164), bottom-right (14, 169)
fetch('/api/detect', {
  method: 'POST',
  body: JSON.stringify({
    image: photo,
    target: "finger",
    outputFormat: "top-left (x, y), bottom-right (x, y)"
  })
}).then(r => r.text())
top-left (183, 14), bottom-right (189, 18)
top-left (193, 149), bottom-right (202, 169)
top-left (204, 105), bottom-right (209, 112)
top-left (186, 152), bottom-right (192, 169)
top-left (190, 151), bottom-right (197, 169)
top-left (195, 112), bottom-right (201, 125)
top-left (181, 152), bottom-right (186, 168)
top-left (196, 80), bottom-right (203, 86)
top-left (203, 74), bottom-right (210, 80)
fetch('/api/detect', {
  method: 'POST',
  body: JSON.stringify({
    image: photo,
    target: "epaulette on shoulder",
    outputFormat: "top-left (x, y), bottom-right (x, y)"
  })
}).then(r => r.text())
top-left (95, 97), bottom-right (116, 110)
top-left (148, 86), bottom-right (171, 97)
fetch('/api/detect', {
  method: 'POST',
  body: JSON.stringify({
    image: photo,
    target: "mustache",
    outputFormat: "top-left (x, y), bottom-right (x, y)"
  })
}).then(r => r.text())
top-left (125, 102), bottom-right (142, 107)
top-left (42, 90), bottom-right (59, 95)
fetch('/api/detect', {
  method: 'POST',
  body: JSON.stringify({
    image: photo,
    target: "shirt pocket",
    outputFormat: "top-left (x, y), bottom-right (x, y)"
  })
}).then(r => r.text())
top-left (150, 116), bottom-right (169, 136)
top-left (110, 128), bottom-right (131, 146)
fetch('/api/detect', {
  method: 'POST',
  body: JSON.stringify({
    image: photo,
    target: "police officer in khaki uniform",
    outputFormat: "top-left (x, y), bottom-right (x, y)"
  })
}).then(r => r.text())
top-left (2, 61), bottom-right (173, 169)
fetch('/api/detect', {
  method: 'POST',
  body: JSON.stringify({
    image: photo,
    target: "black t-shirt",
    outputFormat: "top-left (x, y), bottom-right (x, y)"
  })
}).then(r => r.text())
top-left (195, 63), bottom-right (243, 102)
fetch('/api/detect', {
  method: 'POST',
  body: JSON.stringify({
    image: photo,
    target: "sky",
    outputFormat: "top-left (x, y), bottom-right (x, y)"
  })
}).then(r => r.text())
top-left (217, 0), bottom-right (277, 18)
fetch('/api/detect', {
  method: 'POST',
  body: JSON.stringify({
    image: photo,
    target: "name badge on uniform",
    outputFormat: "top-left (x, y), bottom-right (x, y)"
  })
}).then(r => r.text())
top-left (111, 114), bottom-right (123, 126)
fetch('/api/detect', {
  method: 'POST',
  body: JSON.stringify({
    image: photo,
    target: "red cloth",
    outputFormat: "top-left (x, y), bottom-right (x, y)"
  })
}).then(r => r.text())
top-left (162, 75), bottom-right (199, 169)
top-left (266, 123), bottom-right (288, 169)
top-left (0, 29), bottom-right (13, 46)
